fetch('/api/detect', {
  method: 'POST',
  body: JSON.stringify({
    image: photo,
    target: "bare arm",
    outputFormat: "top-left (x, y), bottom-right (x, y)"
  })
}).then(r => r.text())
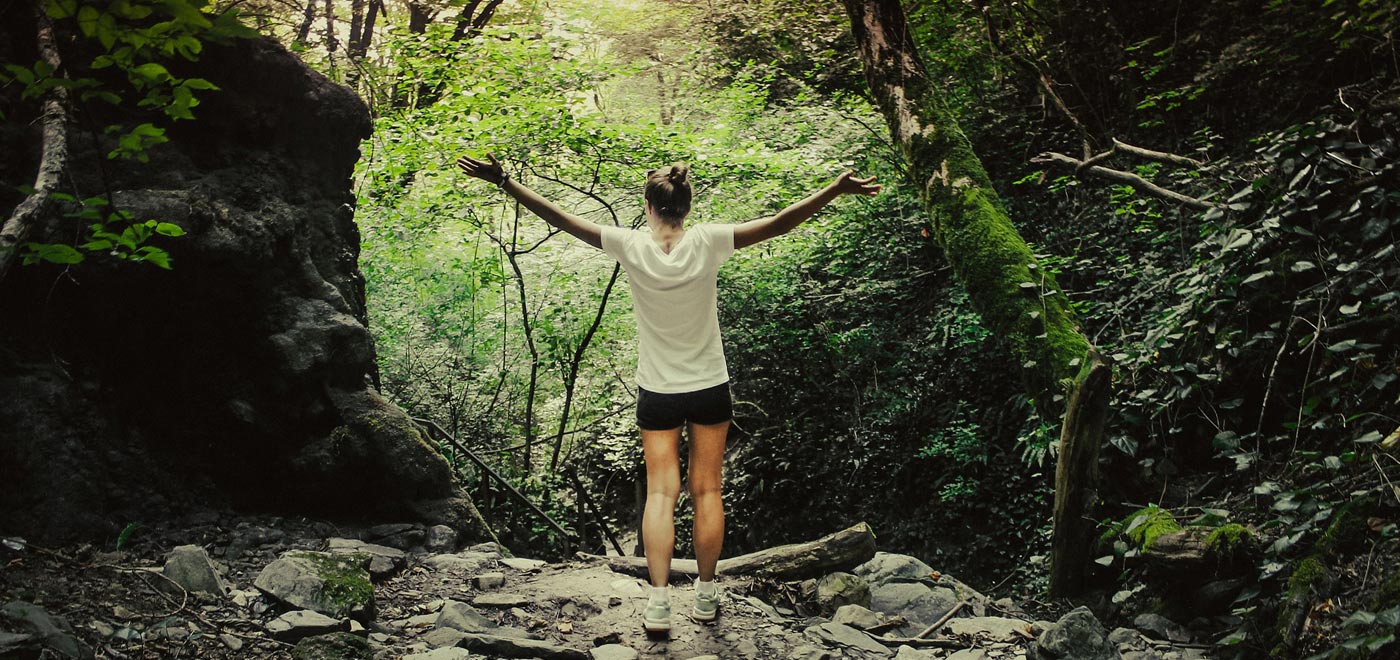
top-left (456, 154), bottom-right (603, 249)
top-left (733, 171), bottom-right (881, 249)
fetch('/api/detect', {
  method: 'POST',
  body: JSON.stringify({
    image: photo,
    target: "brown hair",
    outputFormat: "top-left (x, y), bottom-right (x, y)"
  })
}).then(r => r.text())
top-left (644, 163), bottom-right (691, 224)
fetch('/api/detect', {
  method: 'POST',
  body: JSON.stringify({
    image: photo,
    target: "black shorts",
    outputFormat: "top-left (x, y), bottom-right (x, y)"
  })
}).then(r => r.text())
top-left (636, 382), bottom-right (733, 430)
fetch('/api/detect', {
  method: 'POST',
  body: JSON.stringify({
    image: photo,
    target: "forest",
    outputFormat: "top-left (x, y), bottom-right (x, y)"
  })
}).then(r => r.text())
top-left (1, 0), bottom-right (1397, 659)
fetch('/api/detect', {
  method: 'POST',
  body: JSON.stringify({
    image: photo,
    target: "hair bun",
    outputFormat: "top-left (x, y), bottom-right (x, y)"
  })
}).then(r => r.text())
top-left (667, 163), bottom-right (689, 185)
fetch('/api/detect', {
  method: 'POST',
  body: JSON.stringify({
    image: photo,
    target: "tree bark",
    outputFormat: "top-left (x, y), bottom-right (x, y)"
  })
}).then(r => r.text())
top-left (348, 0), bottom-right (365, 53)
top-left (0, 6), bottom-right (70, 284)
top-left (295, 0), bottom-right (316, 44)
top-left (580, 522), bottom-right (877, 581)
top-left (323, 0), bottom-right (337, 53)
top-left (840, 0), bottom-right (1111, 597)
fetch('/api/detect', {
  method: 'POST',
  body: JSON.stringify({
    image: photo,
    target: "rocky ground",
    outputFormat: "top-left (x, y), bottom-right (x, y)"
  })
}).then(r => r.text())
top-left (0, 512), bottom-right (1218, 659)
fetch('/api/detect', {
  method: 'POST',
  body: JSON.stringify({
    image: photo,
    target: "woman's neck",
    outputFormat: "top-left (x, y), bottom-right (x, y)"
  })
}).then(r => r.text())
top-left (646, 216), bottom-right (686, 253)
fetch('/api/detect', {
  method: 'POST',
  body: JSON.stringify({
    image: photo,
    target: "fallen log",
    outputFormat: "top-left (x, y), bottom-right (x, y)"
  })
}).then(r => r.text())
top-left (577, 522), bottom-right (876, 582)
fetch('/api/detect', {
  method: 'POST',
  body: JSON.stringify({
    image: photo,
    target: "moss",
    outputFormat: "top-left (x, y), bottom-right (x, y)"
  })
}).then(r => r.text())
top-left (1204, 523), bottom-right (1257, 562)
top-left (1099, 505), bottom-right (1183, 551)
top-left (1287, 556), bottom-right (1328, 599)
top-left (289, 551), bottom-right (373, 617)
top-left (1316, 499), bottom-right (1371, 556)
top-left (1373, 568), bottom-right (1400, 610)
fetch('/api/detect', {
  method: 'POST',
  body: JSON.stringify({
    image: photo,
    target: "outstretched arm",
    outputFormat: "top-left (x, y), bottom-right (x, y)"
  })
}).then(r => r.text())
top-left (456, 153), bottom-right (603, 250)
top-left (733, 171), bottom-right (881, 249)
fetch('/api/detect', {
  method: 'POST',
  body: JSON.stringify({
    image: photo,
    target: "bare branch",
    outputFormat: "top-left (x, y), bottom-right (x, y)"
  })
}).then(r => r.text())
top-left (1032, 151), bottom-right (1220, 211)
top-left (0, 6), bottom-right (70, 283)
top-left (1111, 138), bottom-right (1204, 168)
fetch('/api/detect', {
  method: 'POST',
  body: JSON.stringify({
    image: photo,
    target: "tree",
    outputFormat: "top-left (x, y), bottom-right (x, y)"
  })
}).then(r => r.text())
top-left (841, 0), bottom-right (1111, 596)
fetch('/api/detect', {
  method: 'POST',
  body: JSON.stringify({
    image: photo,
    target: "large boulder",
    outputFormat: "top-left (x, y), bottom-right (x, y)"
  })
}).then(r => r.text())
top-left (1035, 606), bottom-right (1119, 660)
top-left (0, 16), bottom-right (489, 542)
top-left (255, 551), bottom-right (374, 621)
top-left (868, 582), bottom-right (961, 634)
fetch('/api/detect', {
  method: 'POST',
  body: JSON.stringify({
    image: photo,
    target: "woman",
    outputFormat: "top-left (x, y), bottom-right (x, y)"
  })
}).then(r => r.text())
top-left (455, 154), bottom-right (880, 632)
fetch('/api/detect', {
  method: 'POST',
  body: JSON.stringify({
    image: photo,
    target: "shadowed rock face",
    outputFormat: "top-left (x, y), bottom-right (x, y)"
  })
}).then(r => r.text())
top-left (0, 22), bottom-right (487, 542)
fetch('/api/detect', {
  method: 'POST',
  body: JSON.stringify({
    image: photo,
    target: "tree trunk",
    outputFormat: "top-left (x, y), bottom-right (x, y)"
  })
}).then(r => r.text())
top-left (840, 0), bottom-right (1111, 597)
top-left (0, 6), bottom-right (69, 284)
top-left (323, 0), bottom-right (336, 53)
top-left (581, 522), bottom-right (877, 581)
top-left (408, 2), bottom-right (433, 34)
top-left (349, 0), bottom-right (383, 60)
top-left (348, 0), bottom-right (365, 53)
top-left (295, 0), bottom-right (316, 44)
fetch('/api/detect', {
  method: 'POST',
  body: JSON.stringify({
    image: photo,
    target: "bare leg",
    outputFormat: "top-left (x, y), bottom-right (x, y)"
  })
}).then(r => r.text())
top-left (688, 420), bottom-right (729, 582)
top-left (641, 426), bottom-right (682, 588)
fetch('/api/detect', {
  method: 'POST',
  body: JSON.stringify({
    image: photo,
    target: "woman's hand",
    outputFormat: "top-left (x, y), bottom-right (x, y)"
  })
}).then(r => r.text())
top-left (831, 170), bottom-right (881, 196)
top-left (456, 153), bottom-right (506, 185)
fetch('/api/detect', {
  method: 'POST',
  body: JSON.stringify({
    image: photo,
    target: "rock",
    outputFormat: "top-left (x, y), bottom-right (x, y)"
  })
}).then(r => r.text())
top-left (804, 622), bottom-right (893, 657)
top-left (992, 597), bottom-right (1028, 619)
top-left (869, 582), bottom-right (961, 633)
top-left (457, 632), bottom-right (590, 659)
top-left (291, 632), bottom-right (374, 660)
top-left (1108, 627), bottom-right (1146, 649)
top-left (473, 593), bottom-right (533, 608)
top-left (0, 632), bottom-right (34, 656)
top-left (1194, 578), bottom-right (1244, 614)
top-left (435, 600), bottom-right (497, 634)
top-left (688, 656), bottom-right (722, 660)
top-left (421, 552), bottom-right (494, 573)
top-left (467, 542), bottom-right (504, 555)
top-left (817, 572), bottom-right (871, 611)
top-left (0, 29), bottom-right (490, 547)
top-left (474, 572), bottom-right (507, 590)
top-left (1, 600), bottom-right (91, 659)
top-left (590, 643), bottom-right (639, 660)
top-left (426, 525), bottom-right (458, 552)
top-left (364, 523), bottom-right (425, 549)
top-left (1036, 606), bottom-right (1118, 660)
top-left (501, 557), bottom-right (547, 571)
top-left (735, 639), bottom-right (760, 657)
top-left (1132, 613), bottom-right (1192, 643)
top-left (266, 610), bottom-right (349, 643)
top-left (854, 552), bottom-right (937, 587)
top-left (255, 551), bottom-right (375, 620)
top-left (790, 647), bottom-right (834, 660)
top-left (892, 646), bottom-right (938, 659)
top-left (219, 633), bottom-right (244, 651)
top-left (161, 544), bottom-right (228, 596)
top-left (945, 616), bottom-right (1031, 642)
top-left (832, 604), bottom-right (885, 630)
top-left (326, 537), bottom-right (407, 579)
top-left (947, 650), bottom-right (992, 660)
top-left (403, 649), bottom-right (472, 660)
top-left (422, 627), bottom-right (468, 648)
top-left (610, 578), bottom-right (645, 595)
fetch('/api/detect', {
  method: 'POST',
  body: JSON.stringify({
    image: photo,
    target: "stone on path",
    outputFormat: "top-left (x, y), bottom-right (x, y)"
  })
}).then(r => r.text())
top-left (473, 592), bottom-right (533, 608)
top-left (426, 524), bottom-right (458, 552)
top-left (161, 544), bottom-right (228, 596)
top-left (945, 616), bottom-right (1032, 642)
top-left (501, 557), bottom-right (547, 571)
top-left (804, 621), bottom-right (893, 657)
top-left (421, 551), bottom-right (495, 573)
top-left (854, 552), bottom-right (937, 587)
top-left (363, 523), bottom-right (425, 550)
top-left (1132, 613), bottom-right (1192, 643)
top-left (817, 571), bottom-right (871, 611)
top-left (869, 582), bottom-right (961, 633)
top-left (893, 645), bottom-right (939, 659)
top-left (457, 631), bottom-right (590, 660)
top-left (290, 631), bottom-right (373, 660)
top-left (266, 610), bottom-right (348, 643)
top-left (832, 604), bottom-right (885, 631)
top-left (474, 571), bottom-right (507, 589)
top-left (326, 537), bottom-right (406, 579)
top-left (255, 551), bottom-right (374, 620)
top-left (435, 600), bottom-right (497, 634)
top-left (1, 600), bottom-right (90, 659)
top-left (947, 649), bottom-right (993, 660)
top-left (421, 627), bottom-right (468, 648)
top-left (1036, 606), bottom-right (1119, 660)
top-left (590, 643), bottom-right (639, 660)
top-left (403, 647), bottom-right (472, 660)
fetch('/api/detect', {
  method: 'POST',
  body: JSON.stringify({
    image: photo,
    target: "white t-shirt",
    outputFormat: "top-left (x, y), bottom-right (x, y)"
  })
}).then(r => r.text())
top-left (601, 223), bottom-right (735, 393)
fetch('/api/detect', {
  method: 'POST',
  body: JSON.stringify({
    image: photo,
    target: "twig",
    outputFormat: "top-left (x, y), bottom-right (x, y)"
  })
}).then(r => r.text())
top-left (876, 634), bottom-right (968, 648)
top-left (1111, 138), bottom-right (1203, 168)
top-left (1032, 151), bottom-right (1220, 210)
top-left (916, 598), bottom-right (968, 638)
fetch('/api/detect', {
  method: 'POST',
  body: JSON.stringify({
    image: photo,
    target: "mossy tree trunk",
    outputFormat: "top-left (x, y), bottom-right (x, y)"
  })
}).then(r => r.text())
top-left (841, 0), bottom-right (1112, 597)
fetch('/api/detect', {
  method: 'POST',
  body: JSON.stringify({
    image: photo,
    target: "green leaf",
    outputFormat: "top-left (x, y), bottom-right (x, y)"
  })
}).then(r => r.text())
top-left (132, 62), bottom-right (170, 81)
top-left (25, 242), bottom-right (84, 264)
top-left (76, 5), bottom-right (100, 37)
top-left (154, 222), bottom-right (185, 237)
top-left (47, 0), bottom-right (79, 19)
